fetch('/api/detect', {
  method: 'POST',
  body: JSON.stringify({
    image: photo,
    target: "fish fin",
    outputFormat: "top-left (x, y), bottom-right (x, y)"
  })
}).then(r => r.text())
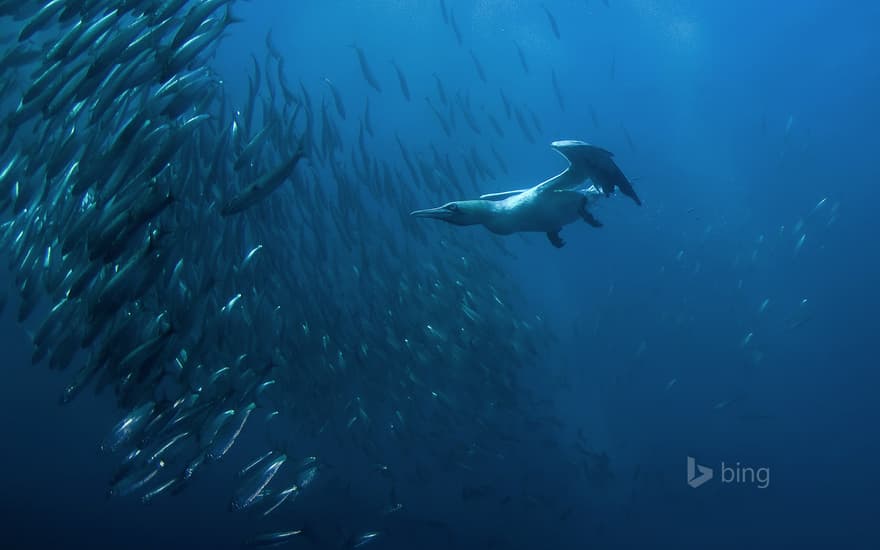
top-left (224, 6), bottom-right (243, 26)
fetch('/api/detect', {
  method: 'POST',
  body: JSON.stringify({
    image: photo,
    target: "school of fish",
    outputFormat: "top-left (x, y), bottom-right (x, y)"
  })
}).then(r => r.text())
top-left (0, 1), bottom-right (574, 547)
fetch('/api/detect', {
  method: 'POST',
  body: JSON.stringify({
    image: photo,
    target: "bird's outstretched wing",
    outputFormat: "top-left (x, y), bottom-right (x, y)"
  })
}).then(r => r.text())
top-left (479, 190), bottom-right (528, 201)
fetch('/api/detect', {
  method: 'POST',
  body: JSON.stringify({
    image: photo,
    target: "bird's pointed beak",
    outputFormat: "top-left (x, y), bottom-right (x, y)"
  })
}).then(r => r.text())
top-left (410, 206), bottom-right (451, 219)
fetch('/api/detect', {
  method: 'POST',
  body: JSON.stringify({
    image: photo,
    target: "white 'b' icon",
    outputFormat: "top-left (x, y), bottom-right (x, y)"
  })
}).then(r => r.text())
top-left (687, 456), bottom-right (713, 488)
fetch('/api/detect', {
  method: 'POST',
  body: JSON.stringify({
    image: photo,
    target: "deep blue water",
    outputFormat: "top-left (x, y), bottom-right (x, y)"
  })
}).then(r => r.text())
top-left (2, 1), bottom-right (879, 548)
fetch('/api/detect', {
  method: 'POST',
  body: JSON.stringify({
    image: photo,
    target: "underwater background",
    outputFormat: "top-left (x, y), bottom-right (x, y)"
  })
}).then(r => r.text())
top-left (1, 1), bottom-right (879, 549)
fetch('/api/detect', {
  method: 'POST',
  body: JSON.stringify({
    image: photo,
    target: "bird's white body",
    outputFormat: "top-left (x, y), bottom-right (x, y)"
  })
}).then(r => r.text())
top-left (411, 140), bottom-right (640, 248)
top-left (481, 187), bottom-right (599, 235)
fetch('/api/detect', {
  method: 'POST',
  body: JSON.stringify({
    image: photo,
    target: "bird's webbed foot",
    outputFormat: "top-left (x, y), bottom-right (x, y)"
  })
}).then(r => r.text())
top-left (581, 209), bottom-right (603, 227)
top-left (547, 231), bottom-right (565, 248)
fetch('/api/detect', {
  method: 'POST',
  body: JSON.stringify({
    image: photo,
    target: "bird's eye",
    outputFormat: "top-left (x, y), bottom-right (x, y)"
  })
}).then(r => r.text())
top-left (447, 204), bottom-right (458, 211)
